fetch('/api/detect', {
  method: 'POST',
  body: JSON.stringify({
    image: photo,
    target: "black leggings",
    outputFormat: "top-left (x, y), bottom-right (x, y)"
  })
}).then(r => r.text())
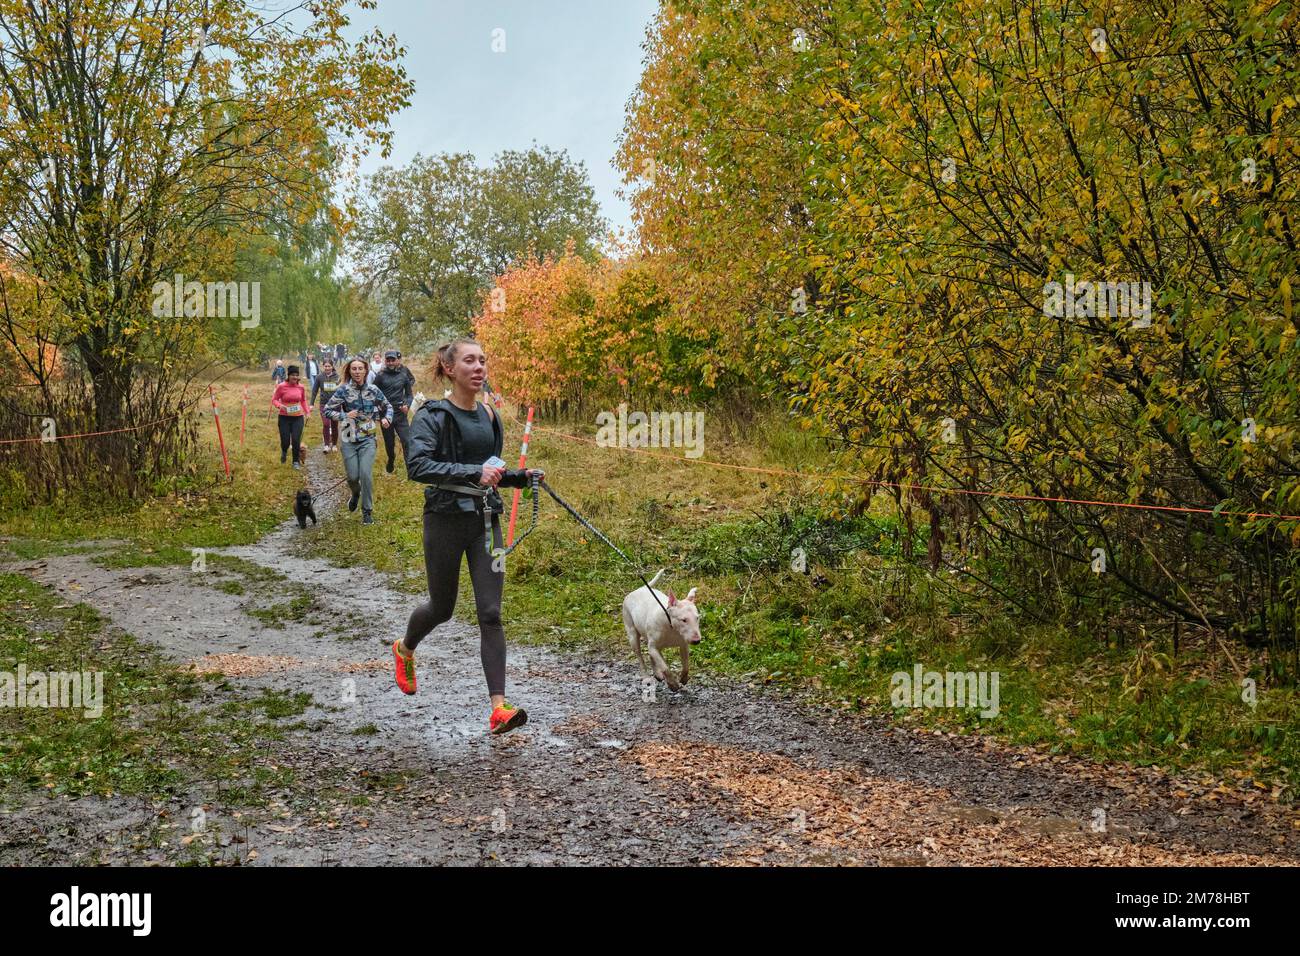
top-left (405, 509), bottom-right (507, 696)
top-left (278, 414), bottom-right (304, 461)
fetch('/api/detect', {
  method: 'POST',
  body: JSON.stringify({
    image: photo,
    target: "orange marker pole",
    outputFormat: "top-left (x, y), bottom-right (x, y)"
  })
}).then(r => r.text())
top-left (506, 405), bottom-right (534, 547)
top-left (210, 385), bottom-right (231, 479)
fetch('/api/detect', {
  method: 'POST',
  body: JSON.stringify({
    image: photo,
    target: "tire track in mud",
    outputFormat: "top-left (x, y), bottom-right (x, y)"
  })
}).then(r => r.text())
top-left (4, 451), bottom-right (1298, 865)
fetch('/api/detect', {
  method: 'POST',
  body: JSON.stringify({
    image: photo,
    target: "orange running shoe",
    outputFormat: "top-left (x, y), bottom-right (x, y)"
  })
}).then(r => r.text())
top-left (489, 701), bottom-right (528, 735)
top-left (393, 639), bottom-right (416, 695)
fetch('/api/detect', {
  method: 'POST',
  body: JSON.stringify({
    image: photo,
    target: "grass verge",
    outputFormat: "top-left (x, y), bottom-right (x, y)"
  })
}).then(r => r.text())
top-left (0, 572), bottom-right (303, 804)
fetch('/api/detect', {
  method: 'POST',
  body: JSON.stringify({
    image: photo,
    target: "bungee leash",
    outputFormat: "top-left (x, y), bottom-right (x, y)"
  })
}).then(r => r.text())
top-left (535, 477), bottom-right (675, 627)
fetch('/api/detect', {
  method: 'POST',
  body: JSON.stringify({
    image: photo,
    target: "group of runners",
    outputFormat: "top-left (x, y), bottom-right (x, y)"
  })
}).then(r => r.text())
top-left (269, 350), bottom-right (419, 523)
top-left (269, 339), bottom-right (542, 735)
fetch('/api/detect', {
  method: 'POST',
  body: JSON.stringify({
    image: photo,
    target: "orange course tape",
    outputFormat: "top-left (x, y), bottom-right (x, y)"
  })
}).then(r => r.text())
top-left (0, 413), bottom-right (182, 445)
top-left (490, 399), bottom-right (1300, 524)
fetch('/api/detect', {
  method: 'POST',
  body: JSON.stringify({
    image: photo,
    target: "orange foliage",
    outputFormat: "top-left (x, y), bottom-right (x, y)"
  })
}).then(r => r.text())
top-left (473, 250), bottom-right (597, 407)
top-left (0, 257), bottom-right (62, 385)
top-left (471, 249), bottom-right (719, 410)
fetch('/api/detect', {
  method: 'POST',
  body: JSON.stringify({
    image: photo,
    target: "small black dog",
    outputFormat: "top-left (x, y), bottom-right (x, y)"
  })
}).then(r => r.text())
top-left (294, 489), bottom-right (317, 529)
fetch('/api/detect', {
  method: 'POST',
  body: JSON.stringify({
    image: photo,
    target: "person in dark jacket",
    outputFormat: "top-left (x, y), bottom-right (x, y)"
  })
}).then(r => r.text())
top-left (392, 337), bottom-right (543, 736)
top-left (371, 349), bottom-right (416, 474)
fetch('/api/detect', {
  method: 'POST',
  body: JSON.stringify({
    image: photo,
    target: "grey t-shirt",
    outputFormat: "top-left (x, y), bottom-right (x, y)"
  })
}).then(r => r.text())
top-left (447, 402), bottom-right (496, 466)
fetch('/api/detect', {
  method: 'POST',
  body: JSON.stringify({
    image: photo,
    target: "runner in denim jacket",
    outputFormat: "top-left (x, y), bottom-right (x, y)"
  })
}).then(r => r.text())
top-left (322, 357), bottom-right (393, 524)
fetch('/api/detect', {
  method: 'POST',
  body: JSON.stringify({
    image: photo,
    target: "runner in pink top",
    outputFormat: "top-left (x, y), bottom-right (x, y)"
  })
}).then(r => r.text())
top-left (271, 365), bottom-right (311, 468)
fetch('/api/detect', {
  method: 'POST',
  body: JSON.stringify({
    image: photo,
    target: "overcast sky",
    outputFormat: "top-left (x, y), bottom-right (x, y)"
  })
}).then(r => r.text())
top-left (349, 0), bottom-right (660, 236)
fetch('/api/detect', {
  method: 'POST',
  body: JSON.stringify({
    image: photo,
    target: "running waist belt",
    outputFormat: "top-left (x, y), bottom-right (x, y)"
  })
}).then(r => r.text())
top-left (431, 481), bottom-right (500, 557)
top-left (431, 476), bottom-right (541, 563)
top-left (432, 482), bottom-right (488, 497)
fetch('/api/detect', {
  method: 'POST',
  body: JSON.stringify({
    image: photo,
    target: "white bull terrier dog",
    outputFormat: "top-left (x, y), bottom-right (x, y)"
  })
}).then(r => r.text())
top-left (622, 569), bottom-right (701, 692)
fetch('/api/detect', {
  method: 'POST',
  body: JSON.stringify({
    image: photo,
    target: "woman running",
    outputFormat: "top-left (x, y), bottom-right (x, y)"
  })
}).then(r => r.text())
top-left (322, 357), bottom-right (392, 525)
top-left (395, 337), bottom-right (543, 735)
top-left (311, 359), bottom-right (341, 452)
top-left (271, 364), bottom-right (310, 469)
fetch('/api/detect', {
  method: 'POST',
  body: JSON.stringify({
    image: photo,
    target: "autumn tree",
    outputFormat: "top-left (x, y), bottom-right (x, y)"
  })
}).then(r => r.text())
top-left (350, 146), bottom-right (607, 343)
top-left (471, 249), bottom-right (722, 416)
top-left (212, 206), bottom-right (352, 365)
top-left (615, 0), bottom-right (820, 392)
top-left (350, 152), bottom-right (485, 339)
top-left (0, 0), bottom-right (412, 496)
top-left (479, 145), bottom-right (608, 274)
top-left (621, 0), bottom-right (1300, 672)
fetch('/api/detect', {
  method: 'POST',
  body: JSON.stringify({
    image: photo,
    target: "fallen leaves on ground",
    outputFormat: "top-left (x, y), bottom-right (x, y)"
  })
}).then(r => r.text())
top-left (625, 742), bottom-right (1298, 867)
top-left (551, 713), bottom-right (606, 737)
top-left (186, 654), bottom-right (388, 677)
top-left (187, 654), bottom-right (305, 677)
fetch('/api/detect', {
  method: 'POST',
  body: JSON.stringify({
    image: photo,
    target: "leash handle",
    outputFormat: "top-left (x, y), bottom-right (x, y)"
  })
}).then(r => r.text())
top-left (485, 470), bottom-right (541, 562)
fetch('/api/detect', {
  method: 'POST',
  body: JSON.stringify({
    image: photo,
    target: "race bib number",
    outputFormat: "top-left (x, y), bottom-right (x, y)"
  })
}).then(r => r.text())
top-left (359, 419), bottom-right (376, 434)
top-left (283, 403), bottom-right (302, 415)
top-left (322, 382), bottom-right (338, 392)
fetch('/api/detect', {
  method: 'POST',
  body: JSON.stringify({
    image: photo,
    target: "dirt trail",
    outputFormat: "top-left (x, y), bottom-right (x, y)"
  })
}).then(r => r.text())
top-left (3, 452), bottom-right (1297, 865)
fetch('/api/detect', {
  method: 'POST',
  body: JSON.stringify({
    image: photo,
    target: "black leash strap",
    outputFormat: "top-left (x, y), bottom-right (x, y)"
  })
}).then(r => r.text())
top-left (536, 478), bottom-right (673, 627)
top-left (314, 475), bottom-right (351, 498)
